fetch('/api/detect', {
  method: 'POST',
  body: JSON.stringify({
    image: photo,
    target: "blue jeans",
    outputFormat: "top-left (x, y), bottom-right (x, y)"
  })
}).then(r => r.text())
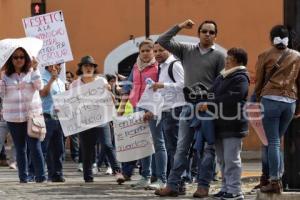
top-left (69, 134), bottom-right (79, 161)
top-left (122, 161), bottom-right (137, 177)
top-left (148, 117), bottom-right (167, 182)
top-left (42, 117), bottom-right (64, 179)
top-left (7, 122), bottom-right (46, 182)
top-left (97, 123), bottom-right (120, 173)
top-left (167, 105), bottom-right (215, 191)
top-left (261, 145), bottom-right (284, 178)
top-left (261, 98), bottom-right (295, 180)
top-left (161, 107), bottom-right (182, 177)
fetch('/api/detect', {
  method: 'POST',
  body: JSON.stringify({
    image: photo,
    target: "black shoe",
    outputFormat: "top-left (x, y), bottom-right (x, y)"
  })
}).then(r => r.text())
top-left (213, 191), bottom-right (227, 199)
top-left (36, 178), bottom-right (47, 183)
top-left (178, 181), bottom-right (186, 195)
top-left (73, 156), bottom-right (79, 163)
top-left (221, 193), bottom-right (244, 200)
top-left (85, 179), bottom-right (94, 183)
top-left (52, 176), bottom-right (66, 182)
top-left (19, 180), bottom-right (28, 183)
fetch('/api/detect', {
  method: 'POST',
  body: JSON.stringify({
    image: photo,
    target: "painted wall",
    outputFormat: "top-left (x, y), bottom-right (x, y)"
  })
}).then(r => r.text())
top-left (0, 0), bottom-right (284, 150)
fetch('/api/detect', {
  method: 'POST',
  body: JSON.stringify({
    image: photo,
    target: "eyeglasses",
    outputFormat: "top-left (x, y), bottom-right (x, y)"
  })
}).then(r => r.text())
top-left (200, 29), bottom-right (216, 35)
top-left (12, 56), bottom-right (25, 60)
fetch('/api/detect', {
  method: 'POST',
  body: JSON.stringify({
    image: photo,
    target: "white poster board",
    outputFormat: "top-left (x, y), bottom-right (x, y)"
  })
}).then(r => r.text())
top-left (22, 10), bottom-right (73, 66)
top-left (53, 78), bottom-right (116, 136)
top-left (113, 111), bottom-right (155, 162)
top-left (137, 85), bottom-right (164, 119)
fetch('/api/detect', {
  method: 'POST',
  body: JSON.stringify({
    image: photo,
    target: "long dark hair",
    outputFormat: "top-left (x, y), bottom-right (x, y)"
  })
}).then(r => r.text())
top-left (4, 48), bottom-right (31, 76)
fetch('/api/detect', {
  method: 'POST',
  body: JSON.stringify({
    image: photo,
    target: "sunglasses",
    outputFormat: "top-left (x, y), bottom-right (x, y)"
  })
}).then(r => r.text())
top-left (200, 29), bottom-right (216, 35)
top-left (12, 56), bottom-right (25, 60)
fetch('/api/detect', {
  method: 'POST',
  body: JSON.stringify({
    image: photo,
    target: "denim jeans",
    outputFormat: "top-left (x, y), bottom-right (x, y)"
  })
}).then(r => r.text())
top-left (261, 98), bottom-right (295, 180)
top-left (42, 117), bottom-right (64, 179)
top-left (96, 123), bottom-right (120, 173)
top-left (69, 134), bottom-right (79, 161)
top-left (261, 145), bottom-right (284, 178)
top-left (215, 137), bottom-right (242, 195)
top-left (148, 117), bottom-right (167, 182)
top-left (7, 122), bottom-right (46, 182)
top-left (161, 107), bottom-right (182, 177)
top-left (167, 105), bottom-right (215, 191)
top-left (97, 122), bottom-right (115, 168)
top-left (121, 161), bottom-right (137, 177)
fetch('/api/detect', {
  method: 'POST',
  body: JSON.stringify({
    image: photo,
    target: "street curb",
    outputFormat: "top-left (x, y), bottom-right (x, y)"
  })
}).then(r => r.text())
top-left (256, 191), bottom-right (300, 200)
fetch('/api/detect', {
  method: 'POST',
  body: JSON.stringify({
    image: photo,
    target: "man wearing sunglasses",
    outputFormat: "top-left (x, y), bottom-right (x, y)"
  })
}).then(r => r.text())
top-left (155, 19), bottom-right (225, 198)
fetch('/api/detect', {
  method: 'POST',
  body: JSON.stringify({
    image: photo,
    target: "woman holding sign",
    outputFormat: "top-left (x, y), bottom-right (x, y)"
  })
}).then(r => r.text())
top-left (0, 47), bottom-right (46, 183)
top-left (70, 55), bottom-right (122, 183)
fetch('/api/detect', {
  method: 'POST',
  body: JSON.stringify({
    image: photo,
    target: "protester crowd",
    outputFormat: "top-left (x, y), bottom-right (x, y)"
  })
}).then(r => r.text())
top-left (1, 19), bottom-right (300, 200)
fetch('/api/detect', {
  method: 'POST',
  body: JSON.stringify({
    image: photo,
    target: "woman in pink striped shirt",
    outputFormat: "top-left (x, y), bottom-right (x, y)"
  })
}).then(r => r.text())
top-left (0, 47), bottom-right (46, 183)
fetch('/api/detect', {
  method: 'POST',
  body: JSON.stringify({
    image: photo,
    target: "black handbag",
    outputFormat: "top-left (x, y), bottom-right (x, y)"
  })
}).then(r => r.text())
top-left (183, 81), bottom-right (209, 104)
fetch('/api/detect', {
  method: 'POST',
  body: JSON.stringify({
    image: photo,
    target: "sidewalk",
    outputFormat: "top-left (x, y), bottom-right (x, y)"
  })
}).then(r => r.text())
top-left (0, 158), bottom-right (261, 200)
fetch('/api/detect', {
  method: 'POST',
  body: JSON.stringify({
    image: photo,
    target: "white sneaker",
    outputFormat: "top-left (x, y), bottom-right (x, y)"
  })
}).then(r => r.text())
top-left (147, 179), bottom-right (166, 190)
top-left (105, 167), bottom-right (113, 175)
top-left (92, 163), bottom-right (98, 175)
top-left (77, 163), bottom-right (83, 172)
top-left (130, 177), bottom-right (150, 189)
top-left (9, 162), bottom-right (17, 170)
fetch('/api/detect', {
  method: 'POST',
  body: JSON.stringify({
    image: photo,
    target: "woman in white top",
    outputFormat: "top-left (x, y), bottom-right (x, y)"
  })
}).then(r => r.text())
top-left (70, 55), bottom-right (121, 182)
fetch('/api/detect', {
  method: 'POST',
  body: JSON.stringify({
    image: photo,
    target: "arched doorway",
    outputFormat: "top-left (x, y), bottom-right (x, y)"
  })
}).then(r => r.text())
top-left (118, 52), bottom-right (138, 76)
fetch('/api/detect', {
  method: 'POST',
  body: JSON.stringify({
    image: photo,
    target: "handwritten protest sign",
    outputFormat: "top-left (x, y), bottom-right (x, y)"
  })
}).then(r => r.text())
top-left (53, 78), bottom-right (116, 136)
top-left (137, 85), bottom-right (164, 120)
top-left (113, 111), bottom-right (155, 162)
top-left (246, 103), bottom-right (268, 145)
top-left (160, 88), bottom-right (186, 111)
top-left (22, 10), bottom-right (73, 66)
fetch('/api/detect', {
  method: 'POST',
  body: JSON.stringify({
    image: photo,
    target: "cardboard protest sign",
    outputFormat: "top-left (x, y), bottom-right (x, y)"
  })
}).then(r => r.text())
top-left (22, 10), bottom-right (73, 66)
top-left (113, 111), bottom-right (155, 162)
top-left (53, 78), bottom-right (116, 136)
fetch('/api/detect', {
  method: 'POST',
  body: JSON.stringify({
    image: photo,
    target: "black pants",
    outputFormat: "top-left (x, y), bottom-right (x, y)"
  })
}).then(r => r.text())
top-left (79, 127), bottom-right (100, 181)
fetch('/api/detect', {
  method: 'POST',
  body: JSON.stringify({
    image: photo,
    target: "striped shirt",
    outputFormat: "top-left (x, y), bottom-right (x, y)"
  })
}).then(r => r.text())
top-left (0, 69), bottom-right (44, 122)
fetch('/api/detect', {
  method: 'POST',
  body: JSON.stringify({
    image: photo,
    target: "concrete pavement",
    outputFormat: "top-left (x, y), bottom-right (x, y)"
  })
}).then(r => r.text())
top-left (0, 160), bottom-right (260, 200)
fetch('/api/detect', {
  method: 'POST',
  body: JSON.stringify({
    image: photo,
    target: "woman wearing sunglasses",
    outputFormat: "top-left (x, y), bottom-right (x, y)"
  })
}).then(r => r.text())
top-left (0, 47), bottom-right (46, 183)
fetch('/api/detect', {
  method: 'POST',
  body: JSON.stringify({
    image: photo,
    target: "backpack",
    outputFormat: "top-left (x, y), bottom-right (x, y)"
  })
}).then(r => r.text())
top-left (158, 59), bottom-right (180, 83)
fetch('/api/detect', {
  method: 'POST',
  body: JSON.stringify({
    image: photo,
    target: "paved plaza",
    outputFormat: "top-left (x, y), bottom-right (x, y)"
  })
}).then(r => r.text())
top-left (0, 160), bottom-right (260, 200)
